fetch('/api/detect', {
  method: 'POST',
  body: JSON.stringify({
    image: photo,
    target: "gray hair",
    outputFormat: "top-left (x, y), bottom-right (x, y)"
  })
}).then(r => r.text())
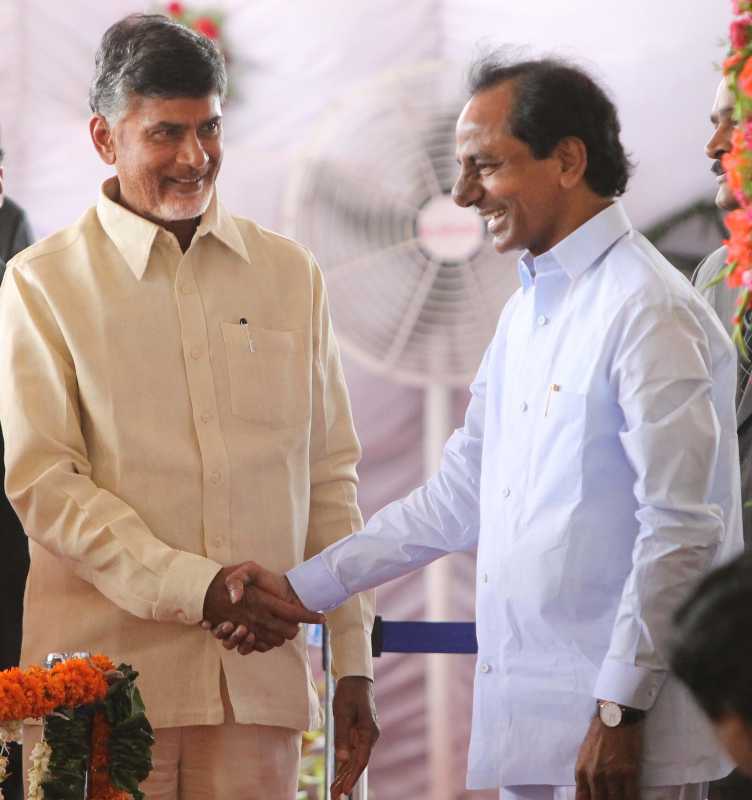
top-left (89, 13), bottom-right (227, 123)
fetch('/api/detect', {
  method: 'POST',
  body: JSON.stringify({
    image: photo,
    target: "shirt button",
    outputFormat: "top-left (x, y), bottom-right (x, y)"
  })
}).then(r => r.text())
top-left (480, 663), bottom-right (491, 674)
top-left (481, 573), bottom-right (489, 583)
top-left (210, 470), bottom-right (222, 485)
top-left (190, 346), bottom-right (202, 360)
top-left (200, 412), bottom-right (213, 424)
top-left (214, 536), bottom-right (224, 547)
top-left (537, 314), bottom-right (549, 326)
top-left (502, 487), bottom-right (511, 498)
top-left (181, 282), bottom-right (195, 295)
top-left (520, 401), bottom-right (528, 413)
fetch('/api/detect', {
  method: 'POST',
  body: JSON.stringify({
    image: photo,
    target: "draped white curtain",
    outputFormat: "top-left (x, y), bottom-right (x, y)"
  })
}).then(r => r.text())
top-left (0, 1), bottom-right (731, 797)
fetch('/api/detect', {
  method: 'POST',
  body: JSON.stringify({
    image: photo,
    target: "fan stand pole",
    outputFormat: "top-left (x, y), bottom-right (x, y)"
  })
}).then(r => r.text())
top-left (423, 382), bottom-right (454, 800)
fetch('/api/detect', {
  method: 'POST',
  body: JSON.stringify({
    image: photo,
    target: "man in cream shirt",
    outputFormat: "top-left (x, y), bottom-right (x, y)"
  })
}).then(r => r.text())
top-left (0, 13), bottom-right (377, 800)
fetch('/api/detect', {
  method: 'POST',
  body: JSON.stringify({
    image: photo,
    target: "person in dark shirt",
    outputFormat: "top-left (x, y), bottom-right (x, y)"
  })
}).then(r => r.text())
top-left (0, 145), bottom-right (33, 262)
top-left (0, 255), bottom-right (29, 800)
top-left (672, 553), bottom-right (752, 780)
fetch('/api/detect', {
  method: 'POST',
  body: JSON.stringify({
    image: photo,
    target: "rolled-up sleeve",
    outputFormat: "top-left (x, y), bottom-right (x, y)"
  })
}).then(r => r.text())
top-left (0, 263), bottom-right (222, 626)
top-left (593, 300), bottom-right (735, 709)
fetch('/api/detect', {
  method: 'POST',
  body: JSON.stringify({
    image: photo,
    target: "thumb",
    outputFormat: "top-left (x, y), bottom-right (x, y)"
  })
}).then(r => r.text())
top-left (224, 562), bottom-right (259, 604)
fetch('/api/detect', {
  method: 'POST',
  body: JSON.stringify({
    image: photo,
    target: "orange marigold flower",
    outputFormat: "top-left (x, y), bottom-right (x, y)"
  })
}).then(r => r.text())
top-left (89, 711), bottom-right (130, 800)
top-left (725, 52), bottom-right (744, 73)
top-left (739, 56), bottom-right (752, 98)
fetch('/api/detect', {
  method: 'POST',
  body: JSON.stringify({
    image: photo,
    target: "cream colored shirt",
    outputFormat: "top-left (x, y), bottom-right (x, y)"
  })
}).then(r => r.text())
top-left (0, 177), bottom-right (373, 731)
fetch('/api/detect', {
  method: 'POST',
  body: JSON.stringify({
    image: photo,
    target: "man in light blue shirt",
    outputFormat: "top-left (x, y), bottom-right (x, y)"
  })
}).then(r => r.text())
top-left (215, 56), bottom-right (742, 800)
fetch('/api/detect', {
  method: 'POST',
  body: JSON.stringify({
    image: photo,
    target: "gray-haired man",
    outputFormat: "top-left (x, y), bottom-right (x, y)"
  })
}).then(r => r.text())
top-left (0, 14), bottom-right (377, 799)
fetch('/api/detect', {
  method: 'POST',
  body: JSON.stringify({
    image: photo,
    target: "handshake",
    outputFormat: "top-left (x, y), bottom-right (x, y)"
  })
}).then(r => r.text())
top-left (201, 563), bottom-right (379, 799)
top-left (201, 561), bottom-right (322, 654)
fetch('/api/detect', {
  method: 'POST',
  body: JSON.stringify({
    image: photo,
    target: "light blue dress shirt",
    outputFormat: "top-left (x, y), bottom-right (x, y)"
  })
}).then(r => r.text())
top-left (288, 202), bottom-right (743, 789)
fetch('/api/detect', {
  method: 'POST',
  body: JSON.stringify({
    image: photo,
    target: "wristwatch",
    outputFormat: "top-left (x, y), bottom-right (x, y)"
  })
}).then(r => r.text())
top-left (597, 700), bottom-right (646, 728)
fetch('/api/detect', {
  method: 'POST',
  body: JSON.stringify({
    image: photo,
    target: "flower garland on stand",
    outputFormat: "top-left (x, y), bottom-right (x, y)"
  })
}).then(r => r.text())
top-left (0, 655), bottom-right (153, 800)
top-left (717, 0), bottom-right (752, 353)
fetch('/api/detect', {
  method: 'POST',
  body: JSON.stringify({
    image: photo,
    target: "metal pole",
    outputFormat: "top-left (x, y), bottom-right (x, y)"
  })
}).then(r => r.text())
top-left (323, 626), bottom-right (336, 797)
top-left (423, 384), bottom-right (454, 800)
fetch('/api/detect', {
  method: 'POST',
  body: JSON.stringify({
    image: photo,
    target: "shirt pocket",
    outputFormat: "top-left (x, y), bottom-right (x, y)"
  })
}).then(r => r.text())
top-left (221, 322), bottom-right (308, 429)
top-left (530, 386), bottom-right (588, 506)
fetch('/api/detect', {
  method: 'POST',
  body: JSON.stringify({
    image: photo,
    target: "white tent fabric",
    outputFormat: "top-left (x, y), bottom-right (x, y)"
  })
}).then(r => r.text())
top-left (0, 1), bottom-right (732, 797)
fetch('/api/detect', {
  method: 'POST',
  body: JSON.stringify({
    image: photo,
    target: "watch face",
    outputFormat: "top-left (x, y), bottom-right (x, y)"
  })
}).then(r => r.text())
top-left (599, 701), bottom-right (622, 728)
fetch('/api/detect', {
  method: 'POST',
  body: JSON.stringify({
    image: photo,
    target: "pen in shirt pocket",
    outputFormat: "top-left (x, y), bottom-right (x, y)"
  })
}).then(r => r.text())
top-left (544, 383), bottom-right (560, 417)
top-left (239, 318), bottom-right (255, 353)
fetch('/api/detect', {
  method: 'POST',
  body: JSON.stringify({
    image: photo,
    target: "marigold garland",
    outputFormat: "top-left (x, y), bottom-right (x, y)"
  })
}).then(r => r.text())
top-left (720, 0), bottom-right (752, 352)
top-left (0, 656), bottom-right (110, 722)
top-left (0, 655), bottom-right (153, 800)
top-left (89, 712), bottom-right (129, 800)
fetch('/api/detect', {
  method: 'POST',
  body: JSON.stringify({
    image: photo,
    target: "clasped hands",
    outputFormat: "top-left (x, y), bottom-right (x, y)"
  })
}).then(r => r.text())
top-left (201, 561), bottom-right (320, 654)
top-left (201, 562), bottom-right (380, 798)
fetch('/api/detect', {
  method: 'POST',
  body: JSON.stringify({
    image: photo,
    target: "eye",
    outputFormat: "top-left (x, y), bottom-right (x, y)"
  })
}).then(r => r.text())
top-left (478, 164), bottom-right (499, 176)
top-left (152, 128), bottom-right (178, 140)
top-left (201, 120), bottom-right (221, 135)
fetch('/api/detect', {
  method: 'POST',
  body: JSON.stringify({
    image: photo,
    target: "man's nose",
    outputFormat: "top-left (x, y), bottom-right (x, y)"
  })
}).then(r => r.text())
top-left (452, 172), bottom-right (481, 208)
top-left (177, 132), bottom-right (209, 170)
top-left (705, 127), bottom-right (730, 161)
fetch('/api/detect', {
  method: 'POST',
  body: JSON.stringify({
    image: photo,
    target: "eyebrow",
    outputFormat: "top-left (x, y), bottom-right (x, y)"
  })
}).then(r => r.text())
top-left (711, 107), bottom-right (734, 124)
top-left (149, 115), bottom-right (222, 131)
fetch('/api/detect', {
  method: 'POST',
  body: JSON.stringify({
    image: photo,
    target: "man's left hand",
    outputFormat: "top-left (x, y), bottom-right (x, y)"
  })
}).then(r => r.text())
top-left (574, 713), bottom-right (642, 800)
top-left (330, 676), bottom-right (379, 800)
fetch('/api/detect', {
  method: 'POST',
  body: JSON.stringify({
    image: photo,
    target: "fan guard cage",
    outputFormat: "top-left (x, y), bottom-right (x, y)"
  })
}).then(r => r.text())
top-left (284, 61), bottom-right (518, 388)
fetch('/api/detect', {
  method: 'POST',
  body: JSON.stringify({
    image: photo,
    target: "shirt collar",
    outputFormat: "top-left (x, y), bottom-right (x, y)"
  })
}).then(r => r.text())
top-left (517, 200), bottom-right (632, 288)
top-left (96, 177), bottom-right (250, 280)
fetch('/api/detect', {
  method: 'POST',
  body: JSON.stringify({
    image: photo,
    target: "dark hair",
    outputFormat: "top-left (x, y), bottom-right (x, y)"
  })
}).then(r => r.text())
top-left (670, 552), bottom-right (752, 722)
top-left (467, 54), bottom-right (632, 197)
top-left (89, 13), bottom-right (227, 121)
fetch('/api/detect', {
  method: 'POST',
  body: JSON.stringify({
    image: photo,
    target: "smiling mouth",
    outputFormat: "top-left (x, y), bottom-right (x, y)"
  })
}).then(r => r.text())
top-left (166, 176), bottom-right (209, 195)
top-left (479, 208), bottom-right (508, 234)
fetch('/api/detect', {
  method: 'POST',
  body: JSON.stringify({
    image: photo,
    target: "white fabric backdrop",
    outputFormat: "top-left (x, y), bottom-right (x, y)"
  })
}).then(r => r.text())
top-left (0, 1), bottom-right (732, 797)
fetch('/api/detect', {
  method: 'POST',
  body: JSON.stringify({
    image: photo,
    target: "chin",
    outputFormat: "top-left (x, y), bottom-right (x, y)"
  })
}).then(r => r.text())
top-left (159, 194), bottom-right (212, 222)
top-left (717, 186), bottom-right (740, 213)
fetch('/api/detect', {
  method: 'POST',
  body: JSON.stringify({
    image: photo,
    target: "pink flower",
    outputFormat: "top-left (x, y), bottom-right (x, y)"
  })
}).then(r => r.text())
top-left (742, 269), bottom-right (752, 287)
top-left (193, 16), bottom-right (219, 39)
top-left (166, 1), bottom-right (184, 16)
top-left (731, 17), bottom-right (752, 50)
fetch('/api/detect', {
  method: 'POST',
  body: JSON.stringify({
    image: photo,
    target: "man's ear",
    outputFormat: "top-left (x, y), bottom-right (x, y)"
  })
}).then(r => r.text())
top-left (89, 115), bottom-right (116, 165)
top-left (555, 136), bottom-right (588, 190)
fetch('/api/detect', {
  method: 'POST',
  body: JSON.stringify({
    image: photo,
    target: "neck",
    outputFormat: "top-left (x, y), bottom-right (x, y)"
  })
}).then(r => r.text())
top-left (163, 218), bottom-right (200, 253)
top-left (532, 194), bottom-right (613, 257)
top-left (114, 186), bottom-right (200, 253)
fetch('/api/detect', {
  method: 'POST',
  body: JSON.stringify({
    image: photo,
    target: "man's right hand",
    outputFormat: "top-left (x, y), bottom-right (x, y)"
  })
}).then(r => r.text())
top-left (202, 564), bottom-right (324, 653)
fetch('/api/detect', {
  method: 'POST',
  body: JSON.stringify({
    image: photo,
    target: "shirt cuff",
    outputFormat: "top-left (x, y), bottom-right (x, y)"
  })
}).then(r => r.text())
top-left (329, 626), bottom-right (375, 681)
top-left (156, 552), bottom-right (223, 625)
top-left (593, 658), bottom-right (667, 710)
top-left (287, 554), bottom-right (350, 612)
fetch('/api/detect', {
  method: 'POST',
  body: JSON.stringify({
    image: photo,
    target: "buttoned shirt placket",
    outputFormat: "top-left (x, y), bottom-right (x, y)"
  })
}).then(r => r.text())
top-left (172, 236), bottom-right (232, 568)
